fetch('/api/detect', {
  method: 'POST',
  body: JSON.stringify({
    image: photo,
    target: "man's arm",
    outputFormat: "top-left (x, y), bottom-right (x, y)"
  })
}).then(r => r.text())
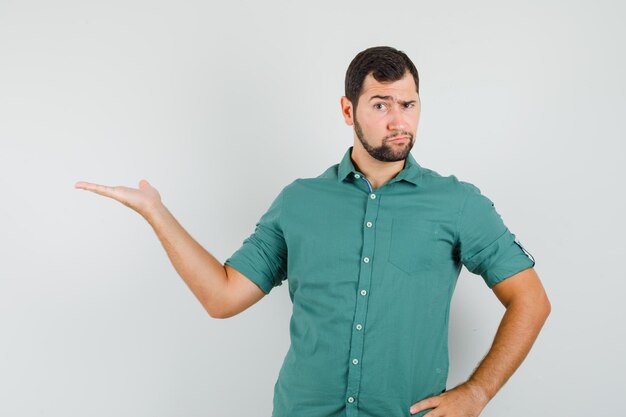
top-left (409, 267), bottom-right (551, 416)
top-left (464, 267), bottom-right (551, 400)
top-left (75, 179), bottom-right (266, 319)
top-left (147, 203), bottom-right (267, 318)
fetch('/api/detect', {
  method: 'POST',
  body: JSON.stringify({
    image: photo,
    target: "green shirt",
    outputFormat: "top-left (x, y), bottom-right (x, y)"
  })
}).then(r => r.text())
top-left (224, 145), bottom-right (535, 417)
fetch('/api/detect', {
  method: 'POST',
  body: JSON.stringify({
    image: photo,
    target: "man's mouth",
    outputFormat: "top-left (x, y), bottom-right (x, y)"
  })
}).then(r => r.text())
top-left (389, 136), bottom-right (409, 143)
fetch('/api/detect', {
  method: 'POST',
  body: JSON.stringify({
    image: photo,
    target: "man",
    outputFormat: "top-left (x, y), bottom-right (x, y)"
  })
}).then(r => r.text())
top-left (75, 46), bottom-right (551, 417)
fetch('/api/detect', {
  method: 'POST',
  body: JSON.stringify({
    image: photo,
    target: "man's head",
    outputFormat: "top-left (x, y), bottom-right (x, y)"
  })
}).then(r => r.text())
top-left (340, 46), bottom-right (421, 162)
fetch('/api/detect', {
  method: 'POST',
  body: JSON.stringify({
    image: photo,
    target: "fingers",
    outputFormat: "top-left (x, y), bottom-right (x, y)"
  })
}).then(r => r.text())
top-left (410, 395), bottom-right (440, 415)
top-left (74, 181), bottom-right (118, 199)
top-left (75, 180), bottom-right (160, 217)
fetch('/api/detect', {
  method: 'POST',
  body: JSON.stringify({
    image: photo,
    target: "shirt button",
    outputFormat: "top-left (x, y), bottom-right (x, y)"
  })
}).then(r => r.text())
top-left (356, 324), bottom-right (363, 330)
top-left (360, 289), bottom-right (367, 296)
top-left (366, 221), bottom-right (373, 227)
top-left (354, 173), bottom-right (360, 179)
top-left (352, 358), bottom-right (359, 365)
top-left (363, 257), bottom-right (370, 263)
top-left (370, 193), bottom-right (376, 199)
top-left (348, 397), bottom-right (355, 403)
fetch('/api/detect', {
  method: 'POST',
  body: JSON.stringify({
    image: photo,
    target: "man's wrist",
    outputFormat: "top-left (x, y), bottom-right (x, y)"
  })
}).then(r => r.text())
top-left (463, 378), bottom-right (492, 405)
top-left (143, 200), bottom-right (168, 224)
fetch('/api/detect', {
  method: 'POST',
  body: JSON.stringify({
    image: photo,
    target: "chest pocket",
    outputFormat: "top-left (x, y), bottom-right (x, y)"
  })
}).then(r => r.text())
top-left (387, 216), bottom-right (438, 275)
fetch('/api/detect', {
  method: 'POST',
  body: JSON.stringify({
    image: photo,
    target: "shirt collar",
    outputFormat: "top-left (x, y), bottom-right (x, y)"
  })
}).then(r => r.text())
top-left (337, 145), bottom-right (423, 186)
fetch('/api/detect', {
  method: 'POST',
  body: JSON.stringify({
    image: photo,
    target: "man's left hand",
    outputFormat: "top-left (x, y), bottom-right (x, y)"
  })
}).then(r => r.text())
top-left (409, 382), bottom-right (490, 416)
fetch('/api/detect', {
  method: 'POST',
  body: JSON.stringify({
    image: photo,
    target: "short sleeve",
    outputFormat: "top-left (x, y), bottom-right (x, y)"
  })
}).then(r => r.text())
top-left (457, 182), bottom-right (536, 288)
top-left (224, 186), bottom-right (288, 294)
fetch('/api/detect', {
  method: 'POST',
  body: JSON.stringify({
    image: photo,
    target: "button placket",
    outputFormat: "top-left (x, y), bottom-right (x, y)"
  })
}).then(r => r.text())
top-left (345, 174), bottom-right (379, 416)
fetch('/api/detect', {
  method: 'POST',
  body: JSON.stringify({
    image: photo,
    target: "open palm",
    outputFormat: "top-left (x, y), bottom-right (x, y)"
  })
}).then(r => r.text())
top-left (74, 179), bottom-right (162, 218)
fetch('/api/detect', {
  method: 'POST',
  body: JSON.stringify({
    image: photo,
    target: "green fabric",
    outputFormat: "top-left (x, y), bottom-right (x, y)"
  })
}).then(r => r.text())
top-left (224, 145), bottom-right (535, 417)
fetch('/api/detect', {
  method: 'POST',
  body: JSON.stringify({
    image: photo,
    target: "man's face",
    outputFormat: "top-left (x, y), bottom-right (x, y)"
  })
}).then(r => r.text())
top-left (343, 71), bottom-right (421, 162)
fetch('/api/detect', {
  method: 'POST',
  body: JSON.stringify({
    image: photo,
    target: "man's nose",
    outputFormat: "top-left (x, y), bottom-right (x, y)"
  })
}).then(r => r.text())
top-left (387, 106), bottom-right (407, 131)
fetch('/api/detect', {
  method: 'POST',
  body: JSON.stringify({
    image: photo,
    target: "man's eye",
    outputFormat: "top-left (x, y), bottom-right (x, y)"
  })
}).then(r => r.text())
top-left (374, 103), bottom-right (386, 110)
top-left (404, 102), bottom-right (415, 108)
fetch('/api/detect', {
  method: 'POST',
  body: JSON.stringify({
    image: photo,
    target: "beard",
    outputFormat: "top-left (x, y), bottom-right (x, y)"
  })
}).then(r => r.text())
top-left (354, 113), bottom-right (415, 162)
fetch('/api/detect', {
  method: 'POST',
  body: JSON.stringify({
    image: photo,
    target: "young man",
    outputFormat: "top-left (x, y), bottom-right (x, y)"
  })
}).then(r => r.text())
top-left (75, 46), bottom-right (550, 417)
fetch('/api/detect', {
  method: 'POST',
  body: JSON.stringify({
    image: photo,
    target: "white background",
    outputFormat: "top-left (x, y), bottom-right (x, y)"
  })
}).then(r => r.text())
top-left (1, 1), bottom-right (624, 416)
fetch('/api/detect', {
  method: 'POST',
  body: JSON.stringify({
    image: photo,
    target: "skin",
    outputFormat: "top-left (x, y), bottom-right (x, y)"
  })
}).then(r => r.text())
top-left (76, 69), bottom-right (551, 416)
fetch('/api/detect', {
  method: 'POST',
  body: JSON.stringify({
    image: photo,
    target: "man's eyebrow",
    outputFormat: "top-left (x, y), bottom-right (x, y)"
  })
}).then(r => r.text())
top-left (368, 95), bottom-right (417, 104)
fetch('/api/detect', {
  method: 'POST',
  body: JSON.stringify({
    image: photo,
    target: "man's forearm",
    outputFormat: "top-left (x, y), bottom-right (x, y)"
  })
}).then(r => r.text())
top-left (463, 297), bottom-right (551, 402)
top-left (144, 202), bottom-right (228, 317)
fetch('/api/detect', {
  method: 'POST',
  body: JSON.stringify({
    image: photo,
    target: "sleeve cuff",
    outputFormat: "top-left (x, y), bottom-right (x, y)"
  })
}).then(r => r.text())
top-left (224, 257), bottom-right (275, 294)
top-left (463, 231), bottom-right (536, 288)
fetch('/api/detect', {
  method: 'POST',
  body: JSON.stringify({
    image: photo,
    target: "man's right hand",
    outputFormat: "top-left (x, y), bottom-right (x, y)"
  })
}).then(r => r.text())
top-left (74, 179), bottom-right (163, 220)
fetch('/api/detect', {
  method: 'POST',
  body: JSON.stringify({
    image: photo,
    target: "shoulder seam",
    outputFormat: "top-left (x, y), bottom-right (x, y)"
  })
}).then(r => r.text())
top-left (278, 180), bottom-right (296, 233)
top-left (454, 182), bottom-right (472, 247)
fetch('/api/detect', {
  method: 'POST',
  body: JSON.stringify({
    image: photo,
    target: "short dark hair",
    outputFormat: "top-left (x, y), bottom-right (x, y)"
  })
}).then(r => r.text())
top-left (344, 46), bottom-right (419, 111)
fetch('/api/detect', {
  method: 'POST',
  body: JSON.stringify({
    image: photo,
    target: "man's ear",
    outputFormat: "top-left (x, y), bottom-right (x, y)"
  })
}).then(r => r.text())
top-left (340, 96), bottom-right (354, 126)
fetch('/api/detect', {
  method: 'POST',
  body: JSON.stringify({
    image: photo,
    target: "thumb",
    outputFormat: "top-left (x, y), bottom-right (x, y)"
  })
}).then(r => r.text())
top-left (139, 179), bottom-right (151, 190)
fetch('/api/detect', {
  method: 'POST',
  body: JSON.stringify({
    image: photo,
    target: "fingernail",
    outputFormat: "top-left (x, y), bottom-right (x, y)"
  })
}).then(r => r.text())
top-left (410, 407), bottom-right (416, 414)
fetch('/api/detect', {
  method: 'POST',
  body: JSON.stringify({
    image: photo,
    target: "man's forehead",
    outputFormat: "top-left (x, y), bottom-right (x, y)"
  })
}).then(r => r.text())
top-left (360, 73), bottom-right (418, 101)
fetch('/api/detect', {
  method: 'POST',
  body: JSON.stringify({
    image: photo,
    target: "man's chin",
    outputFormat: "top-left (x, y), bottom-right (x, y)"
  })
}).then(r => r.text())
top-left (385, 144), bottom-right (412, 160)
top-left (374, 150), bottom-right (411, 163)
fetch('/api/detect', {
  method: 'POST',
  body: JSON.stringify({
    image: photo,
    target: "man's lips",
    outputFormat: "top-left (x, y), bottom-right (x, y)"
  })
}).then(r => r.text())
top-left (389, 136), bottom-right (409, 142)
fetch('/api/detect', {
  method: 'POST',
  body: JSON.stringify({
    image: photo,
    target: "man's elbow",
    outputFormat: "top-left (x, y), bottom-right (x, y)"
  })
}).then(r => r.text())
top-left (520, 287), bottom-right (552, 321)
top-left (541, 292), bottom-right (552, 318)
top-left (208, 312), bottom-right (230, 320)
top-left (203, 293), bottom-right (231, 320)
top-left (203, 266), bottom-right (239, 319)
top-left (207, 307), bottom-right (237, 320)
top-left (533, 278), bottom-right (552, 317)
top-left (205, 299), bottom-right (235, 319)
